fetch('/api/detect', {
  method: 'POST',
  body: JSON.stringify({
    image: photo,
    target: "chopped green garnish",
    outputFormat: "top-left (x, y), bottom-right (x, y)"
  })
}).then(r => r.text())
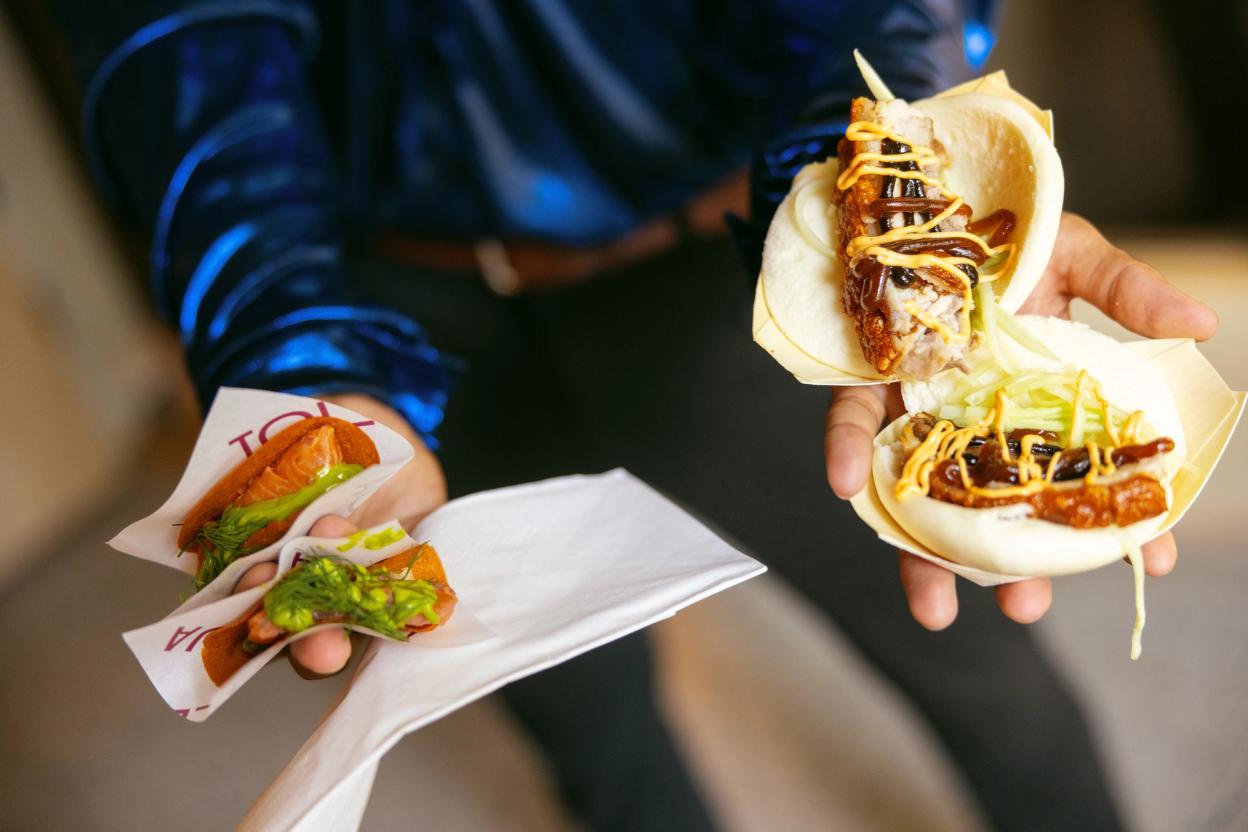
top-left (263, 555), bottom-right (441, 639)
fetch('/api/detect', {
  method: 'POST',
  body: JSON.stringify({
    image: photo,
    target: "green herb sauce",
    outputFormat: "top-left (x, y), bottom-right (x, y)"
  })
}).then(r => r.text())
top-left (191, 463), bottom-right (364, 589)
top-left (363, 528), bottom-right (405, 550)
top-left (336, 527), bottom-right (406, 552)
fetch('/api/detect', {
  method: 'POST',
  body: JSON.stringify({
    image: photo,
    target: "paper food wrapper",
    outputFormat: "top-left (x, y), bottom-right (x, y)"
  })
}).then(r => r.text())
top-left (235, 469), bottom-right (764, 831)
top-left (122, 522), bottom-right (492, 722)
top-left (109, 388), bottom-right (414, 601)
top-left (850, 338), bottom-right (1247, 586)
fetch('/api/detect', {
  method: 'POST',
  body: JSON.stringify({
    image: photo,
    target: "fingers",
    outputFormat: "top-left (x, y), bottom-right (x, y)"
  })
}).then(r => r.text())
top-left (235, 559), bottom-right (353, 677)
top-left (234, 561), bottom-right (277, 593)
top-left (898, 552), bottom-right (959, 630)
top-left (229, 514), bottom-right (358, 679)
top-left (233, 516), bottom-right (356, 595)
top-left (900, 552), bottom-right (1054, 629)
top-left (993, 578), bottom-right (1052, 624)
top-left (308, 514), bottom-right (359, 538)
top-left (1058, 214), bottom-right (1218, 340)
top-left (1142, 531), bottom-right (1178, 577)
top-left (322, 393), bottom-right (448, 529)
top-left (826, 385), bottom-right (889, 498)
top-left (990, 533), bottom-right (1174, 626)
top-left (289, 629), bottom-right (353, 678)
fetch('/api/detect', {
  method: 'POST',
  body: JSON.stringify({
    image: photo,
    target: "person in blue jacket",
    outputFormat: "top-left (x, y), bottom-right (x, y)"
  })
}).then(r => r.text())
top-left (49, 2), bottom-right (1217, 829)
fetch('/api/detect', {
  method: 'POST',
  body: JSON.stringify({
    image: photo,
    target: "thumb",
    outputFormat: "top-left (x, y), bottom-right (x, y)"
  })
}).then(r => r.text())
top-left (308, 514), bottom-right (359, 538)
top-left (1058, 214), bottom-right (1218, 340)
top-left (826, 385), bottom-right (889, 498)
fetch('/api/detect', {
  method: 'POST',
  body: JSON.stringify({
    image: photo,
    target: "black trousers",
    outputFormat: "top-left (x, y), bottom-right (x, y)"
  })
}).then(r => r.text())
top-left (358, 239), bottom-right (1123, 832)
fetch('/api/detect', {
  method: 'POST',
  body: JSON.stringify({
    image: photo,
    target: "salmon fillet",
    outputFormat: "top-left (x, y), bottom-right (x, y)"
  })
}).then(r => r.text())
top-left (237, 425), bottom-right (344, 506)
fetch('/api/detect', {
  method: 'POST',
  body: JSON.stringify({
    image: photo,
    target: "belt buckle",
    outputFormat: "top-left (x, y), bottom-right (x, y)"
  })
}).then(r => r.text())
top-left (474, 239), bottom-right (522, 296)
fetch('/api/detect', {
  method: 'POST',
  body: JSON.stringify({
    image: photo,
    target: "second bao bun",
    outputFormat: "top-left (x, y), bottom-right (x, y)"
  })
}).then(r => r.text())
top-left (873, 316), bottom-right (1186, 577)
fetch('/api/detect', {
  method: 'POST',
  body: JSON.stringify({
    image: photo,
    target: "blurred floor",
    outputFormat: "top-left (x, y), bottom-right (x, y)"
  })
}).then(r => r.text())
top-left (0, 231), bottom-right (1244, 831)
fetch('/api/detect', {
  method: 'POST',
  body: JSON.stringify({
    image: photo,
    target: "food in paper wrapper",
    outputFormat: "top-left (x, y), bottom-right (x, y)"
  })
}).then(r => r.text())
top-left (119, 466), bottom-right (765, 830)
top-left (179, 416), bottom-right (380, 590)
top-left (202, 543), bottom-right (457, 686)
top-left (122, 519), bottom-right (490, 720)
top-left (880, 317), bottom-right (1185, 575)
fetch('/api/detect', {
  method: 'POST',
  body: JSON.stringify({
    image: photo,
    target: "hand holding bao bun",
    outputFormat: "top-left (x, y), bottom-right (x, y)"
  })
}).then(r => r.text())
top-left (755, 53), bottom-right (1244, 655)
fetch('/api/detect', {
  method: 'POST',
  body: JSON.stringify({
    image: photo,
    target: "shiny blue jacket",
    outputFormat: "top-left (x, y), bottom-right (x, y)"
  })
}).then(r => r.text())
top-left (58, 1), bottom-right (992, 443)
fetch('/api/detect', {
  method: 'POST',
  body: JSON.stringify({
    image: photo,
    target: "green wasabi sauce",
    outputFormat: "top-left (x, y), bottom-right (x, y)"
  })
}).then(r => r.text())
top-left (363, 528), bottom-right (405, 550)
top-left (336, 527), bottom-right (405, 552)
top-left (191, 463), bottom-right (364, 589)
top-left (264, 556), bottom-right (440, 639)
top-left (336, 530), bottom-right (369, 552)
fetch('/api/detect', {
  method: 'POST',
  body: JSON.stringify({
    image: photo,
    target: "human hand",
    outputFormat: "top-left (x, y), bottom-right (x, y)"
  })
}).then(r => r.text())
top-left (233, 393), bottom-right (448, 677)
top-left (825, 213), bottom-right (1218, 630)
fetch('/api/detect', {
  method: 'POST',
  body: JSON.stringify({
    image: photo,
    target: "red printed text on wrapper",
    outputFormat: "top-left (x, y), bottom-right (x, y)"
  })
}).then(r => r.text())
top-left (227, 401), bottom-right (375, 458)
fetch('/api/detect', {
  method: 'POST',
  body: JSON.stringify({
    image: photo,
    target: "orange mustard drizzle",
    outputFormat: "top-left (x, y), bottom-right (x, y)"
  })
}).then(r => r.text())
top-left (895, 371), bottom-right (1145, 500)
top-left (838, 119), bottom-right (1020, 346)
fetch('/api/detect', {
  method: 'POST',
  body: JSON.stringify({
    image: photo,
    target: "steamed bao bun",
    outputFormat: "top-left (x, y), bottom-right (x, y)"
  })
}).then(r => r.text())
top-left (874, 317), bottom-right (1186, 577)
top-left (755, 88), bottom-right (1063, 384)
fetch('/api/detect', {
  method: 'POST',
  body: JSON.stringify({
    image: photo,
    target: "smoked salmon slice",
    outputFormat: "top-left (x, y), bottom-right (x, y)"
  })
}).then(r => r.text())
top-left (236, 467), bottom-right (294, 506)
top-left (237, 425), bottom-right (343, 506)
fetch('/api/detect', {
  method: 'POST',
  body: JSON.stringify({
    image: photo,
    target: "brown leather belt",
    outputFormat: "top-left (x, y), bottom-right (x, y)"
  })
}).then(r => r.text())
top-left (374, 169), bottom-right (748, 295)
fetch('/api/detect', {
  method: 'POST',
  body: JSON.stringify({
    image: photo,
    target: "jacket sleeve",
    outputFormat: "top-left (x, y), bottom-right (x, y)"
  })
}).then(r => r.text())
top-left (57, 1), bottom-right (458, 445)
top-left (733, 0), bottom-right (994, 275)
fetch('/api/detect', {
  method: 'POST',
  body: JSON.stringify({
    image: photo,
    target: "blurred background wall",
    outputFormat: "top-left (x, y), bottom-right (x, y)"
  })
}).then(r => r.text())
top-left (991, 0), bottom-right (1247, 225)
top-left (0, 9), bottom-right (172, 589)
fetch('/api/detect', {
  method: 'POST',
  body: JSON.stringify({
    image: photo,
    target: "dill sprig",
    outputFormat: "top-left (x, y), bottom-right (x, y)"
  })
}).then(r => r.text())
top-left (189, 509), bottom-right (270, 589)
top-left (263, 556), bottom-right (441, 640)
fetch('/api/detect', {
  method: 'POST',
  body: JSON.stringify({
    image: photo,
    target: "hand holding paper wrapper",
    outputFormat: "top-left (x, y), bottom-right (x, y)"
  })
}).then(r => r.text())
top-left (110, 389), bottom-right (765, 828)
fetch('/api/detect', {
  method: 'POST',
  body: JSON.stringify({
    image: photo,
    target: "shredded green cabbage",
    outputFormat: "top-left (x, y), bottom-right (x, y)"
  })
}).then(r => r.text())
top-left (996, 310), bottom-right (1060, 360)
top-left (933, 357), bottom-right (1131, 444)
top-left (970, 279), bottom-right (1062, 368)
top-left (1111, 528), bottom-right (1147, 661)
top-left (974, 282), bottom-right (1013, 373)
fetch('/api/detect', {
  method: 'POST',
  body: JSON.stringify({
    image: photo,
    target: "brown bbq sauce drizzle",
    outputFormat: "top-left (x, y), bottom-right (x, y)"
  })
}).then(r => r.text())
top-left (860, 138), bottom-right (981, 292)
top-left (934, 436), bottom-right (1175, 488)
top-left (968, 209), bottom-right (1016, 248)
top-left (867, 197), bottom-right (973, 219)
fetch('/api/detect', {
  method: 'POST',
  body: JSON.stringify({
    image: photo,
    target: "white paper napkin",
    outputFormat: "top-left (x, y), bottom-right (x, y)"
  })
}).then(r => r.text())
top-left (238, 469), bottom-right (765, 831)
